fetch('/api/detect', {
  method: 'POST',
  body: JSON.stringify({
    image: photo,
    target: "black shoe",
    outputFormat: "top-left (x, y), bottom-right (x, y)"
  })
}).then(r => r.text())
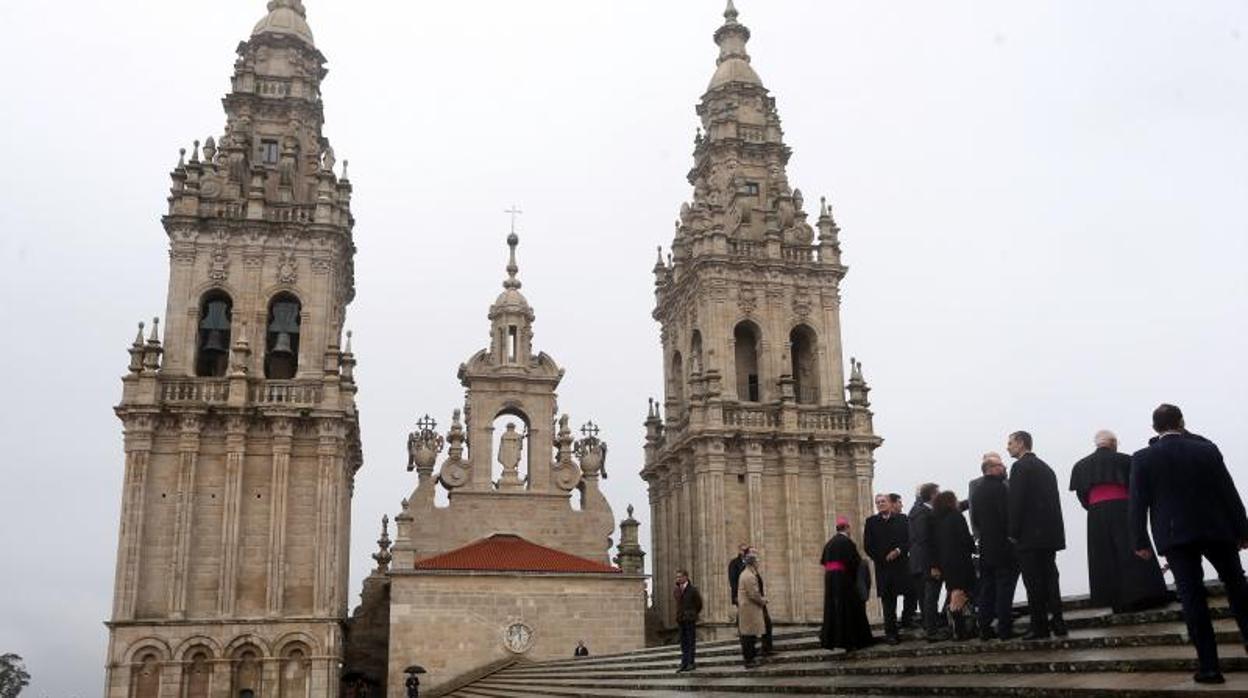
top-left (1194, 671), bottom-right (1226, 684)
top-left (997, 629), bottom-right (1017, 641)
top-left (926, 630), bottom-right (951, 643)
top-left (885, 634), bottom-right (901, 645)
top-left (1051, 617), bottom-right (1069, 637)
top-left (979, 628), bottom-right (998, 642)
top-left (675, 666), bottom-right (689, 674)
top-left (1022, 631), bottom-right (1051, 641)
top-left (743, 661), bottom-right (760, 670)
top-left (686, 663), bottom-right (697, 672)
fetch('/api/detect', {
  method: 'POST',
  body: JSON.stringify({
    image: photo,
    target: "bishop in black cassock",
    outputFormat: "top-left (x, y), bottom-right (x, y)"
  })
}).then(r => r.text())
top-left (819, 517), bottom-right (875, 652)
top-left (1070, 431), bottom-right (1169, 612)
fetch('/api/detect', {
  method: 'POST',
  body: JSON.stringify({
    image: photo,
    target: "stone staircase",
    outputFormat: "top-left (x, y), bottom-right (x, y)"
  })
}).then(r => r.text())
top-left (446, 591), bottom-right (1248, 696)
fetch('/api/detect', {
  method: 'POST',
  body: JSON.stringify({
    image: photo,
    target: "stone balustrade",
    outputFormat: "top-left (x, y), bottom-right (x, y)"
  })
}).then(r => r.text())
top-left (150, 378), bottom-right (327, 408)
top-left (249, 380), bottom-right (324, 406)
top-left (160, 379), bottom-right (231, 404)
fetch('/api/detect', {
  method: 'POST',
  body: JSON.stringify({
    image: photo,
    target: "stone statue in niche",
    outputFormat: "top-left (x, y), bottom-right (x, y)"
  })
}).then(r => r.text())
top-left (497, 422), bottom-right (524, 486)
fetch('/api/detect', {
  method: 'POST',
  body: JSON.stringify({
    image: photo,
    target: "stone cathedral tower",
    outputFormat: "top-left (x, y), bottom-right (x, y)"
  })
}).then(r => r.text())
top-left (105, 2), bottom-right (361, 697)
top-left (643, 2), bottom-right (883, 639)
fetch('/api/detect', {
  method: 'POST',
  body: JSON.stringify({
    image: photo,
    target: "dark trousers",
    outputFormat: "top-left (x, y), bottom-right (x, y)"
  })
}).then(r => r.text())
top-left (880, 592), bottom-right (900, 638)
top-left (1018, 549), bottom-right (1059, 635)
top-left (760, 607), bottom-right (774, 654)
top-left (901, 580), bottom-right (917, 626)
top-left (918, 573), bottom-right (943, 635)
top-left (1166, 541), bottom-right (1248, 673)
top-left (978, 561), bottom-right (1020, 635)
top-left (739, 634), bottom-right (758, 665)
top-left (678, 622), bottom-right (696, 668)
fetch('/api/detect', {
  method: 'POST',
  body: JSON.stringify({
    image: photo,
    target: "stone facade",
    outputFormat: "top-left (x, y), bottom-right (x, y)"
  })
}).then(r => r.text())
top-left (387, 571), bottom-right (645, 696)
top-left (642, 2), bottom-right (883, 640)
top-left (105, 2), bottom-right (361, 697)
top-left (338, 236), bottom-right (646, 696)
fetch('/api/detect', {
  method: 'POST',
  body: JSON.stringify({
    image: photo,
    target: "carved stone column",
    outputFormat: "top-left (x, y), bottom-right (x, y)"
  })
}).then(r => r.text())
top-left (266, 415), bottom-right (294, 616)
top-left (648, 475), bottom-right (669, 626)
top-left (169, 413), bottom-right (202, 619)
top-left (780, 442), bottom-right (804, 621)
top-left (744, 441), bottom-right (765, 552)
top-left (817, 443), bottom-right (838, 543)
top-left (217, 414), bottom-right (248, 616)
top-left (114, 412), bottom-right (156, 621)
top-left (703, 441), bottom-right (728, 624)
top-left (678, 466), bottom-right (693, 586)
top-left (314, 418), bottom-right (344, 615)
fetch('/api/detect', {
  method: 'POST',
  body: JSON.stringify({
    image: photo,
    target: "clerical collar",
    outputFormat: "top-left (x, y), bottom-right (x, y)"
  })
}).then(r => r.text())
top-left (1159, 430), bottom-right (1184, 439)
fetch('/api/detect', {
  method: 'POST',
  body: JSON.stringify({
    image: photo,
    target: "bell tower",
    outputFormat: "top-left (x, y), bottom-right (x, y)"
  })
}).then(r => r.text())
top-left (105, 2), bottom-right (361, 697)
top-left (642, 1), bottom-right (883, 639)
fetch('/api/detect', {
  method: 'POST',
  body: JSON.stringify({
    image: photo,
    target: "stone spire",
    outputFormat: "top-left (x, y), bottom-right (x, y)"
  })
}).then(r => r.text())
top-left (372, 515), bottom-right (393, 574)
top-left (488, 234), bottom-right (535, 366)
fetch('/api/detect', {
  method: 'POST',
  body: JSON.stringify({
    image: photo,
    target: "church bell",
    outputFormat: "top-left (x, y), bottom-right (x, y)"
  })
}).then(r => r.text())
top-left (200, 300), bottom-right (232, 354)
top-left (268, 301), bottom-right (301, 356)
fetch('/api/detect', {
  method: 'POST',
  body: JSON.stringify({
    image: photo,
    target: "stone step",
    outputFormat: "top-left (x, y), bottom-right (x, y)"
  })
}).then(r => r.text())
top-left (492, 643), bottom-right (1248, 681)
top-left (466, 671), bottom-right (1248, 696)
top-left (518, 601), bottom-right (1232, 671)
top-left (503, 620), bottom-right (1244, 678)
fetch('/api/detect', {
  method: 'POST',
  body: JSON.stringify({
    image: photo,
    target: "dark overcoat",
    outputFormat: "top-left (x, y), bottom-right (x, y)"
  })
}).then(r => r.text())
top-left (1130, 432), bottom-right (1248, 555)
top-left (970, 473), bottom-right (1014, 567)
top-left (931, 509), bottom-right (976, 592)
top-left (819, 534), bottom-right (874, 651)
top-left (863, 513), bottom-right (910, 597)
top-left (907, 502), bottom-right (935, 575)
top-left (1008, 453), bottom-right (1066, 552)
top-left (674, 582), bottom-right (703, 624)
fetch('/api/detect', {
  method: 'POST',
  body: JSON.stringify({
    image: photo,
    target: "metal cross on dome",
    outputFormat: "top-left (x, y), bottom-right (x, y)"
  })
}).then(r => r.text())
top-left (580, 421), bottom-right (600, 439)
top-left (415, 414), bottom-right (437, 434)
top-left (504, 204), bottom-right (523, 234)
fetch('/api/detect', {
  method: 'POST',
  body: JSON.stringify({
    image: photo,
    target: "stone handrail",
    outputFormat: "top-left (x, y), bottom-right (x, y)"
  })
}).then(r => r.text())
top-left (722, 404), bottom-right (779, 429)
top-left (782, 244), bottom-right (819, 263)
top-left (199, 202), bottom-right (246, 219)
top-left (727, 239), bottom-right (765, 258)
top-left (160, 379), bottom-right (230, 404)
top-left (265, 205), bottom-right (316, 223)
top-left (249, 380), bottom-right (323, 405)
top-left (797, 407), bottom-right (852, 431)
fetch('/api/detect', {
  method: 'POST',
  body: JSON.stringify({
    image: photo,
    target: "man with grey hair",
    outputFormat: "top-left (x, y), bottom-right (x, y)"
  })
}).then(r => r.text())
top-left (1071, 429), bottom-right (1168, 613)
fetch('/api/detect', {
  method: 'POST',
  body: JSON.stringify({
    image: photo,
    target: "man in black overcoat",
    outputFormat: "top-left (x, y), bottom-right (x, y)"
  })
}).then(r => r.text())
top-left (1006, 430), bottom-right (1067, 640)
top-left (909, 482), bottom-right (947, 640)
top-left (864, 493), bottom-right (910, 643)
top-left (728, 544), bottom-right (747, 607)
top-left (971, 452), bottom-right (1019, 640)
top-left (673, 569), bottom-right (704, 672)
top-left (1070, 429), bottom-right (1168, 612)
top-left (1129, 404), bottom-right (1248, 684)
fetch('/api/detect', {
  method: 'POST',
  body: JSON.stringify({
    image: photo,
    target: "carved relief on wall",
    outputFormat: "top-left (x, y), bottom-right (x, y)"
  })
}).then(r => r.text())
top-left (208, 245), bottom-right (230, 281)
top-left (277, 251), bottom-right (298, 285)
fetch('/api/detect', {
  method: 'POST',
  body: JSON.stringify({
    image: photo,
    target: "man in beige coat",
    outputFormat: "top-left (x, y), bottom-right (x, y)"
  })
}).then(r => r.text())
top-left (737, 549), bottom-right (768, 668)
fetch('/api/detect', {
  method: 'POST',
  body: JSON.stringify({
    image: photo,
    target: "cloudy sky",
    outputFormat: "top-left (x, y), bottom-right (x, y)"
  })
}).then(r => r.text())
top-left (2, 1), bottom-right (1246, 695)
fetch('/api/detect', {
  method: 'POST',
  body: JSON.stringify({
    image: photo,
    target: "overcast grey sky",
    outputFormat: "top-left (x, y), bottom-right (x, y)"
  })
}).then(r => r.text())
top-left (2, 1), bottom-right (1246, 696)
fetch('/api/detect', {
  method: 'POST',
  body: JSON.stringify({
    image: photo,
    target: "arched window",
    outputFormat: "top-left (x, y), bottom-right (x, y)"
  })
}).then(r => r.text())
top-left (232, 648), bottom-right (261, 698)
top-left (669, 351), bottom-right (685, 404)
top-left (734, 322), bottom-right (761, 402)
top-left (196, 291), bottom-right (233, 377)
top-left (265, 294), bottom-right (302, 379)
top-left (690, 331), bottom-right (704, 376)
top-left (134, 653), bottom-right (161, 698)
top-left (790, 324), bottom-right (820, 404)
top-left (279, 646), bottom-right (309, 698)
top-left (185, 650), bottom-right (211, 698)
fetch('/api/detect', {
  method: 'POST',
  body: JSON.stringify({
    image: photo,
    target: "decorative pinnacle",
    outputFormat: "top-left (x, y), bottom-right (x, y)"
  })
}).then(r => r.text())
top-left (134, 322), bottom-right (146, 346)
top-left (148, 317), bottom-right (161, 343)
top-left (267, 0), bottom-right (307, 18)
top-left (345, 329), bottom-right (353, 353)
top-left (725, 0), bottom-right (739, 23)
top-left (503, 233), bottom-right (522, 291)
top-left (627, 504), bottom-right (635, 519)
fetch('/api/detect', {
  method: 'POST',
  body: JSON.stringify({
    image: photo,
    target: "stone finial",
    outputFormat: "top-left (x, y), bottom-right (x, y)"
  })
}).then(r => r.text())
top-left (177, 148), bottom-right (186, 168)
top-left (499, 231), bottom-right (524, 292)
top-left (267, 0), bottom-right (307, 17)
top-left (203, 136), bottom-right (217, 163)
top-left (372, 514), bottom-right (393, 573)
top-left (191, 140), bottom-right (201, 163)
top-left (341, 159), bottom-right (350, 181)
top-left (133, 321), bottom-right (146, 347)
top-left (724, 0), bottom-right (739, 23)
top-left (626, 504), bottom-right (635, 520)
top-left (148, 317), bottom-right (161, 344)
top-left (345, 329), bottom-right (353, 354)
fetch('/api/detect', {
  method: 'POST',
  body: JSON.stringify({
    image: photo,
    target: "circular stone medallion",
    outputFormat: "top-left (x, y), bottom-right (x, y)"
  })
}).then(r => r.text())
top-left (502, 622), bottom-right (534, 654)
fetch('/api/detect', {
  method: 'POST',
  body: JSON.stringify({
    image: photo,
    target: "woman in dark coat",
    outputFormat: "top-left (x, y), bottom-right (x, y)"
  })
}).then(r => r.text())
top-left (931, 490), bottom-right (976, 640)
top-left (820, 516), bottom-right (875, 652)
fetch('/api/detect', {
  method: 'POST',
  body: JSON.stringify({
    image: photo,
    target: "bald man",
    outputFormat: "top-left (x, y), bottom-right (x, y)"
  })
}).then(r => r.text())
top-left (1070, 430), bottom-right (1168, 613)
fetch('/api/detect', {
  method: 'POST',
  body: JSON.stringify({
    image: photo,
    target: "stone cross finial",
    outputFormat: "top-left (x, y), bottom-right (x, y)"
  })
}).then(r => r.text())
top-left (725, 0), bottom-right (739, 23)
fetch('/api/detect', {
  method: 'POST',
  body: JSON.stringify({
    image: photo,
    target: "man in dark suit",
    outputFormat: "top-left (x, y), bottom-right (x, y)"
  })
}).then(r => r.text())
top-left (971, 451), bottom-right (1019, 640)
top-left (673, 569), bottom-right (704, 672)
top-left (1129, 404), bottom-right (1248, 685)
top-left (909, 482), bottom-right (946, 641)
top-left (890, 494), bottom-right (917, 628)
top-left (1007, 430), bottom-right (1067, 640)
top-left (865, 493), bottom-right (911, 644)
top-left (728, 543), bottom-right (748, 607)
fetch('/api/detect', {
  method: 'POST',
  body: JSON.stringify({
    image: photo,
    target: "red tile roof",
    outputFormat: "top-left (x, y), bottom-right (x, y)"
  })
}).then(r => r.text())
top-left (413, 534), bottom-right (621, 574)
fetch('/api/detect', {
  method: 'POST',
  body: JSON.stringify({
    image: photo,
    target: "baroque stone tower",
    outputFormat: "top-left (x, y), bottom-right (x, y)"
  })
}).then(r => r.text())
top-left (643, 1), bottom-right (883, 639)
top-left (106, 2), bottom-right (361, 697)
